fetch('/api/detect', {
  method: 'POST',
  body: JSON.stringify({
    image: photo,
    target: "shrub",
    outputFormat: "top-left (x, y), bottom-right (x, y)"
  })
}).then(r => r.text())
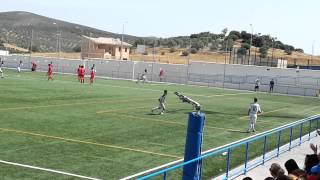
top-left (181, 51), bottom-right (189, 56)
top-left (190, 48), bottom-right (198, 54)
top-left (169, 48), bottom-right (176, 53)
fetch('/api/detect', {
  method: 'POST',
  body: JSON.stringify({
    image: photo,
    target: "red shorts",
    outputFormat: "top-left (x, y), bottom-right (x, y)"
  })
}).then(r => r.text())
top-left (80, 75), bottom-right (84, 79)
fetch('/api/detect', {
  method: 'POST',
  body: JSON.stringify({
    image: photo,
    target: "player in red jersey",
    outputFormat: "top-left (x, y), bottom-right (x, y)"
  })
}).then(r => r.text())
top-left (90, 64), bottom-right (96, 85)
top-left (47, 62), bottom-right (53, 81)
top-left (80, 65), bottom-right (85, 83)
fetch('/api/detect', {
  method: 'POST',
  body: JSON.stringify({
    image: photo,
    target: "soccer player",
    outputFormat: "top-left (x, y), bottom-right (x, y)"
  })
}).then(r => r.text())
top-left (31, 61), bottom-right (37, 72)
top-left (17, 60), bottom-right (23, 73)
top-left (137, 69), bottom-right (147, 83)
top-left (0, 60), bottom-right (4, 78)
top-left (247, 97), bottom-right (262, 133)
top-left (47, 62), bottom-right (53, 81)
top-left (90, 64), bottom-right (96, 85)
top-left (269, 79), bottom-right (275, 93)
top-left (254, 78), bottom-right (260, 92)
top-left (79, 65), bottom-right (85, 83)
top-left (159, 68), bottom-right (165, 82)
top-left (151, 90), bottom-right (168, 115)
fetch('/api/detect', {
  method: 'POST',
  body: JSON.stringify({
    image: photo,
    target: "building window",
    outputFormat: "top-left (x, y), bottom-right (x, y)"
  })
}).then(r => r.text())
top-left (125, 48), bottom-right (127, 52)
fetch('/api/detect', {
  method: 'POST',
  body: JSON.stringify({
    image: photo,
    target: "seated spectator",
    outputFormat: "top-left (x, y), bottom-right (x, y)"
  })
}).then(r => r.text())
top-left (270, 163), bottom-right (285, 179)
top-left (285, 159), bottom-right (300, 174)
top-left (304, 154), bottom-right (319, 175)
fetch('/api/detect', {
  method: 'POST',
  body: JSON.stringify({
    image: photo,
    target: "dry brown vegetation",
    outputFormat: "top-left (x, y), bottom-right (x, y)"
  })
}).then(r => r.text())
top-left (32, 47), bottom-right (320, 65)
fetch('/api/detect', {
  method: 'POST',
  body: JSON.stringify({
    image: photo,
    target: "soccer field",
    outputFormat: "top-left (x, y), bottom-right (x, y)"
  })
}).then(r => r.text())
top-left (0, 69), bottom-right (319, 180)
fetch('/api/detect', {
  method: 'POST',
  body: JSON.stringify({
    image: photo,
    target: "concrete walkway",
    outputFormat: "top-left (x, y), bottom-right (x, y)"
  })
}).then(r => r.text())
top-left (233, 133), bottom-right (320, 180)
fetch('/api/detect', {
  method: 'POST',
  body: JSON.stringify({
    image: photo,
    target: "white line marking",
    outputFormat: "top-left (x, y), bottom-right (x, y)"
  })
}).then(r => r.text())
top-left (0, 159), bottom-right (102, 180)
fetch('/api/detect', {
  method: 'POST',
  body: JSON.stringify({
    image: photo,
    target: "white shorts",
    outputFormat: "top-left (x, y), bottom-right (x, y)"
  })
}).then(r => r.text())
top-left (249, 115), bottom-right (257, 124)
top-left (17, 67), bottom-right (21, 72)
top-left (0, 68), bottom-right (2, 73)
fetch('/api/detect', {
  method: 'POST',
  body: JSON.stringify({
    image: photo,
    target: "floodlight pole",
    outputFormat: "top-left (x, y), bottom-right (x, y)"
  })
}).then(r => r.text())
top-left (29, 25), bottom-right (34, 62)
top-left (249, 24), bottom-right (253, 65)
top-left (53, 22), bottom-right (60, 58)
top-left (222, 32), bottom-right (229, 89)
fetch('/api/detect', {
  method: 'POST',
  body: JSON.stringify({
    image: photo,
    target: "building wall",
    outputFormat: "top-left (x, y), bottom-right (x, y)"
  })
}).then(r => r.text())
top-left (81, 37), bottom-right (130, 60)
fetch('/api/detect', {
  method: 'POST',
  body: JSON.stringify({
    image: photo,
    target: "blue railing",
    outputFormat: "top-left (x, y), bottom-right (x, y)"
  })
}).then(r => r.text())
top-left (137, 114), bottom-right (320, 180)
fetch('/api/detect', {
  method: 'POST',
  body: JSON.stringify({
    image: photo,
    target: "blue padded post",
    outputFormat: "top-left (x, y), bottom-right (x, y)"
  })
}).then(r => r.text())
top-left (182, 112), bottom-right (206, 180)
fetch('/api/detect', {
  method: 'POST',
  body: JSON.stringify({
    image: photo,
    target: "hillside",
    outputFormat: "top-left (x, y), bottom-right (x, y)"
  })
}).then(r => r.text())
top-left (0, 11), bottom-right (138, 52)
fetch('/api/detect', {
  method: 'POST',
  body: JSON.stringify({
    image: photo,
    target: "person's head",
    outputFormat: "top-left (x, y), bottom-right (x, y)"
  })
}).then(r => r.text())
top-left (242, 177), bottom-right (253, 180)
top-left (304, 154), bottom-right (319, 174)
top-left (285, 159), bottom-right (300, 174)
top-left (254, 97), bottom-right (258, 103)
top-left (270, 163), bottom-right (285, 178)
top-left (144, 69), bottom-right (147, 73)
top-left (164, 90), bottom-right (167, 95)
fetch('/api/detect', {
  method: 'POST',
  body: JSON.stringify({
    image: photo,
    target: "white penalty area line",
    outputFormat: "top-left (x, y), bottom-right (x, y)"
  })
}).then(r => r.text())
top-left (0, 159), bottom-right (102, 180)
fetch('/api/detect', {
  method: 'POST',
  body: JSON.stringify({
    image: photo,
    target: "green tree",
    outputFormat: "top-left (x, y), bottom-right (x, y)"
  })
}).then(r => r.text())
top-left (285, 47), bottom-right (292, 55)
top-left (259, 46), bottom-right (269, 58)
top-left (237, 47), bottom-right (247, 56)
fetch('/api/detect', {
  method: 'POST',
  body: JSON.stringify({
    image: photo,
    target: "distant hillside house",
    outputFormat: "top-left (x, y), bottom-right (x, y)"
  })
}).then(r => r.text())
top-left (81, 36), bottom-right (132, 60)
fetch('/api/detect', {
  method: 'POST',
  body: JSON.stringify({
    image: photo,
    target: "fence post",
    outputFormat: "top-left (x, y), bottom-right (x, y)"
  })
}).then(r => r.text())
top-left (244, 142), bottom-right (249, 174)
top-left (299, 123), bottom-right (303, 145)
top-left (163, 172), bottom-right (167, 180)
top-left (226, 148), bottom-right (232, 179)
top-left (289, 127), bottom-right (293, 151)
top-left (277, 131), bottom-right (281, 157)
top-left (262, 136), bottom-right (267, 165)
top-left (309, 120), bottom-right (312, 141)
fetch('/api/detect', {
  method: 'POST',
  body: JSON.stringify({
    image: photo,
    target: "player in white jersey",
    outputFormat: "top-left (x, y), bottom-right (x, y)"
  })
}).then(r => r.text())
top-left (247, 97), bottom-right (262, 133)
top-left (151, 90), bottom-right (167, 115)
top-left (17, 61), bottom-right (23, 73)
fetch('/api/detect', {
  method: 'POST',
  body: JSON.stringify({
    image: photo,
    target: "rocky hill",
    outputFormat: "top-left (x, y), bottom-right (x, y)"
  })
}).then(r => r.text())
top-left (0, 11), bottom-right (138, 52)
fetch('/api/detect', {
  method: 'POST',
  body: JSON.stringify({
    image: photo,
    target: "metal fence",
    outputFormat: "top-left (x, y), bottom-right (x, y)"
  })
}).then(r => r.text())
top-left (1, 54), bottom-right (320, 96)
top-left (135, 115), bottom-right (320, 180)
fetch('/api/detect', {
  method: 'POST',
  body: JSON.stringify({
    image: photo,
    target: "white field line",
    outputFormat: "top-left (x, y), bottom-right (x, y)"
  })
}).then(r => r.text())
top-left (5, 73), bottom-right (253, 99)
top-left (3, 67), bottom-right (320, 100)
top-left (0, 159), bottom-right (102, 180)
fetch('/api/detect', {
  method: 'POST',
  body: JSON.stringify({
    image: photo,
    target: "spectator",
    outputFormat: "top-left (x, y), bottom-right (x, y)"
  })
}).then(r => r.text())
top-left (304, 154), bottom-right (319, 174)
top-left (270, 163), bottom-right (285, 179)
top-left (269, 79), bottom-right (275, 92)
top-left (285, 159), bottom-right (300, 174)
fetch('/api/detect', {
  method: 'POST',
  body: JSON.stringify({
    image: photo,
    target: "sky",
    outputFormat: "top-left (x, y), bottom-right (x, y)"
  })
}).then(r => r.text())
top-left (1, 0), bottom-right (319, 54)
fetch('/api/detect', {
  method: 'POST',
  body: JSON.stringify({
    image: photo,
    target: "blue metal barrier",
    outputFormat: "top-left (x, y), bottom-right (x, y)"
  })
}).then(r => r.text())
top-left (137, 115), bottom-right (320, 180)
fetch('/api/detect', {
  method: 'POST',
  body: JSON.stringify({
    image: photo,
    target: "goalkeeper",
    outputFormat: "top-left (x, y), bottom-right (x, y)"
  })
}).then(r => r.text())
top-left (151, 90), bottom-right (168, 115)
top-left (174, 92), bottom-right (201, 112)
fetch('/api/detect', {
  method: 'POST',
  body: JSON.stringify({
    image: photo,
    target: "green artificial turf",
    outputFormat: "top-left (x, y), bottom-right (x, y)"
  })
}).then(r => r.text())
top-left (0, 69), bottom-right (319, 179)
